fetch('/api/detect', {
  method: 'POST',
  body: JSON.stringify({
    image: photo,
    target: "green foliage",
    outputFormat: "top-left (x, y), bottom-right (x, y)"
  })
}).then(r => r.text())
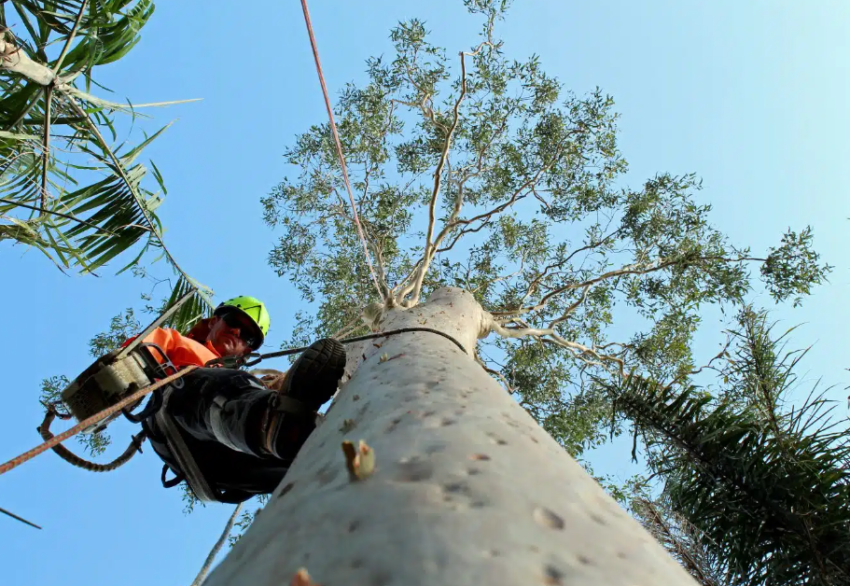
top-left (0, 1), bottom-right (212, 315)
top-left (611, 309), bottom-right (850, 586)
top-left (227, 494), bottom-right (268, 547)
top-left (87, 307), bottom-right (140, 356)
top-left (263, 0), bottom-right (828, 460)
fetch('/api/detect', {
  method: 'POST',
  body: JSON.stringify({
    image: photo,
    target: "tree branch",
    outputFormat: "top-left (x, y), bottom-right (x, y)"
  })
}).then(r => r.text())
top-left (190, 503), bottom-right (243, 586)
top-left (404, 51), bottom-right (471, 307)
top-left (39, 85), bottom-right (51, 210)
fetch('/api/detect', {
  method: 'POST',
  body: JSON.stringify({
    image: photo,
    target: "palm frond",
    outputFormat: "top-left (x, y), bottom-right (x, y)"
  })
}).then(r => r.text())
top-left (608, 313), bottom-right (850, 586)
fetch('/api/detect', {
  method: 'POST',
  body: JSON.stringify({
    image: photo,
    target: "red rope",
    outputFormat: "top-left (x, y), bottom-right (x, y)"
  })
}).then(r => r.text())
top-left (0, 366), bottom-right (197, 477)
top-left (299, 0), bottom-right (384, 300)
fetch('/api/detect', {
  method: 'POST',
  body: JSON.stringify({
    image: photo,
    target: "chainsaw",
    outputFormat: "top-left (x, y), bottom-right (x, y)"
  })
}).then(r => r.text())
top-left (60, 292), bottom-right (197, 434)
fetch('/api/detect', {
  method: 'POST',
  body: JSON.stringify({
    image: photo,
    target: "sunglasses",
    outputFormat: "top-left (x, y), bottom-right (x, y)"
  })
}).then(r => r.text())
top-left (220, 312), bottom-right (259, 348)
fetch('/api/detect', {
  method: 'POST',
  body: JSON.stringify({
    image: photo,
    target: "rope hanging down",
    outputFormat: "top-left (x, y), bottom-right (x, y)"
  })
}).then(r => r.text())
top-left (0, 366), bottom-right (197, 477)
top-left (300, 0), bottom-right (384, 300)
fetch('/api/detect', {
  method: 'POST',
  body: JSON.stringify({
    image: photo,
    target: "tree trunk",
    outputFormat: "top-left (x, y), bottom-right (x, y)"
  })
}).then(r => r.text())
top-left (204, 287), bottom-right (697, 586)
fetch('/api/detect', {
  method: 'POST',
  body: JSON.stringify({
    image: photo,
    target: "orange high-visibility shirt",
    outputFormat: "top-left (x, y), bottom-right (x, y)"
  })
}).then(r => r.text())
top-left (125, 328), bottom-right (220, 369)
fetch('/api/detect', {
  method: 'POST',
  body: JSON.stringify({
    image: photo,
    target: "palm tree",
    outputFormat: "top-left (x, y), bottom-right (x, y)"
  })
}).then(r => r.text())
top-left (0, 0), bottom-right (209, 327)
top-left (613, 307), bottom-right (850, 585)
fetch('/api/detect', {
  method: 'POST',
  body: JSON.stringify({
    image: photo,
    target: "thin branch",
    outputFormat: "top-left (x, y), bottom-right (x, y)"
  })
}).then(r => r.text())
top-left (547, 284), bottom-right (591, 329)
top-left (39, 85), bottom-right (51, 210)
top-left (472, 253), bottom-right (527, 294)
top-left (489, 316), bottom-right (625, 377)
top-left (51, 0), bottom-right (88, 76)
top-left (190, 503), bottom-right (243, 586)
top-left (0, 196), bottom-right (118, 236)
top-left (501, 254), bottom-right (766, 321)
top-left (476, 355), bottom-right (514, 393)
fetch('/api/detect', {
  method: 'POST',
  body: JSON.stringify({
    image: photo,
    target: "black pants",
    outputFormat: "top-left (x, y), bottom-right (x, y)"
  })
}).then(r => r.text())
top-left (142, 368), bottom-right (314, 503)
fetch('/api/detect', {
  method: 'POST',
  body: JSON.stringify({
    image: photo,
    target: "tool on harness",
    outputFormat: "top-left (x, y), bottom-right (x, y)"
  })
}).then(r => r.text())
top-left (60, 291), bottom-right (196, 435)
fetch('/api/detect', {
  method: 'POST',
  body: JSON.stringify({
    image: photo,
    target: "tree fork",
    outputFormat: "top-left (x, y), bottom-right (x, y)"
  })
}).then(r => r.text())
top-left (205, 287), bottom-right (696, 585)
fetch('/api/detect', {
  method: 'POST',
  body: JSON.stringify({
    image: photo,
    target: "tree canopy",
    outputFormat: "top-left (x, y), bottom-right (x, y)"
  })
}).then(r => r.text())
top-left (262, 0), bottom-right (830, 456)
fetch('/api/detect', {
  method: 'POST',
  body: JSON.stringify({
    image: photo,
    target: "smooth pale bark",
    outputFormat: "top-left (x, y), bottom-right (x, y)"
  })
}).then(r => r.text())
top-left (205, 287), bottom-right (697, 586)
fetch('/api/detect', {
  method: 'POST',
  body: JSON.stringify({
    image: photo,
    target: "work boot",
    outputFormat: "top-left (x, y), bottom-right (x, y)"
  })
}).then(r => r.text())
top-left (260, 338), bottom-right (346, 459)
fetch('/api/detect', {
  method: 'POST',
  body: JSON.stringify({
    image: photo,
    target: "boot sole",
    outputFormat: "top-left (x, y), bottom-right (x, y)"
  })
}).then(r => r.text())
top-left (280, 338), bottom-right (347, 408)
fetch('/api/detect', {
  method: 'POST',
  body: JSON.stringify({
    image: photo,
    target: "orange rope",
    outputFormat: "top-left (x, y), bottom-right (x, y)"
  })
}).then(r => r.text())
top-left (0, 366), bottom-right (197, 477)
top-left (299, 0), bottom-right (384, 300)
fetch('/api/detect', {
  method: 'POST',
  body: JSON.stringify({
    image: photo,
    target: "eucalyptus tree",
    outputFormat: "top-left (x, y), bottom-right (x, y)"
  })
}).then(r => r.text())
top-left (262, 0), bottom-right (828, 457)
top-left (198, 1), bottom-right (830, 584)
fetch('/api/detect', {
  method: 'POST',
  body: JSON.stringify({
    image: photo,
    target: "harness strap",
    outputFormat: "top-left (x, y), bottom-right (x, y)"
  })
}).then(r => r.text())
top-left (155, 388), bottom-right (218, 503)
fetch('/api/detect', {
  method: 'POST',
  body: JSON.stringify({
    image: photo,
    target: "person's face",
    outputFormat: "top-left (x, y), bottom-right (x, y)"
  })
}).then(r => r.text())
top-left (206, 312), bottom-right (257, 357)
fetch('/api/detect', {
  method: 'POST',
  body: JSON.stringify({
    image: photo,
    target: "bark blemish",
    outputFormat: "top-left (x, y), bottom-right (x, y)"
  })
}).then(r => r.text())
top-left (542, 564), bottom-right (564, 585)
top-left (577, 554), bottom-right (592, 566)
top-left (353, 394), bottom-right (361, 401)
top-left (276, 482), bottom-right (295, 499)
top-left (316, 463), bottom-right (340, 487)
top-left (348, 519), bottom-right (361, 533)
top-left (425, 380), bottom-right (439, 388)
top-left (590, 512), bottom-right (607, 526)
top-left (425, 442), bottom-right (446, 455)
top-left (385, 417), bottom-right (403, 433)
top-left (487, 432), bottom-right (507, 445)
top-left (469, 453), bottom-right (491, 461)
top-left (440, 417), bottom-right (455, 426)
top-left (466, 467), bottom-right (481, 475)
top-left (395, 458), bottom-right (434, 482)
top-left (533, 506), bottom-right (565, 530)
top-left (443, 481), bottom-right (469, 494)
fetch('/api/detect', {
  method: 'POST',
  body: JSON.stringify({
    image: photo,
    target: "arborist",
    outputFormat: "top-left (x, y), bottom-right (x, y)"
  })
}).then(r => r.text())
top-left (133, 296), bottom-right (347, 504)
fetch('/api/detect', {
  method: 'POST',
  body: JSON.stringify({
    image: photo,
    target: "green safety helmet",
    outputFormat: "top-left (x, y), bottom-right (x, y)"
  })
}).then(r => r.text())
top-left (214, 295), bottom-right (270, 350)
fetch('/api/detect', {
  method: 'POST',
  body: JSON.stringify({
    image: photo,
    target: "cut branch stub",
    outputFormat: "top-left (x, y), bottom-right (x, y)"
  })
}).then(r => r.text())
top-left (342, 439), bottom-right (376, 481)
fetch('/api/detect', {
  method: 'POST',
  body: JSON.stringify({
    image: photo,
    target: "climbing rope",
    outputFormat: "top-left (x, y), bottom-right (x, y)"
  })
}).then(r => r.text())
top-left (299, 0), bottom-right (384, 301)
top-left (0, 328), bottom-right (466, 478)
top-left (208, 327), bottom-right (469, 368)
top-left (0, 366), bottom-right (197, 477)
top-left (38, 405), bottom-right (147, 473)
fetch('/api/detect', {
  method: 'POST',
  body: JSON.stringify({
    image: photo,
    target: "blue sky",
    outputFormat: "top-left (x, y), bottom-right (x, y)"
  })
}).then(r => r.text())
top-left (2, 2), bottom-right (848, 584)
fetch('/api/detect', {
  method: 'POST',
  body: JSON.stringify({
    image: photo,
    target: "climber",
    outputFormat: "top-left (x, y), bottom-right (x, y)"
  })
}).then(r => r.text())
top-left (133, 296), bottom-right (347, 504)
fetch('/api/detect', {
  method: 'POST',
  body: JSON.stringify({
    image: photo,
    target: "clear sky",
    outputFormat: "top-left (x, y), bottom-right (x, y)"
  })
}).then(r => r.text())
top-left (2, 2), bottom-right (848, 584)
